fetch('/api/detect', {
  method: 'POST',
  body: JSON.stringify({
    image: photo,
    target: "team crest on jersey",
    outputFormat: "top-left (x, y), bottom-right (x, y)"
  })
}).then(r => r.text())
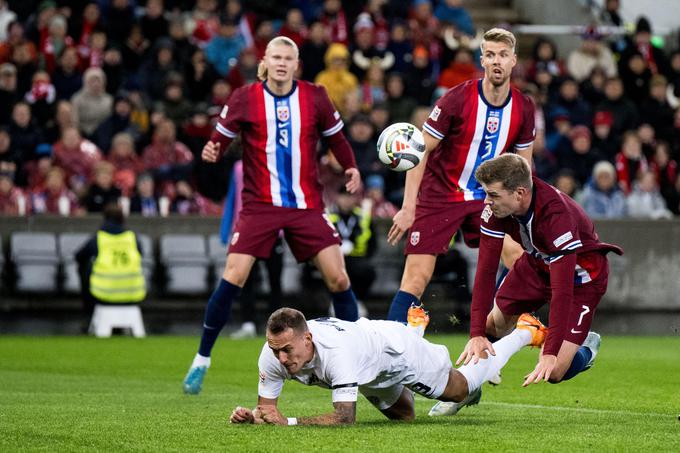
top-left (429, 106), bottom-right (441, 121)
top-left (231, 232), bottom-right (240, 245)
top-left (410, 231), bottom-right (420, 246)
top-left (481, 205), bottom-right (493, 223)
top-left (276, 105), bottom-right (290, 121)
top-left (486, 115), bottom-right (499, 133)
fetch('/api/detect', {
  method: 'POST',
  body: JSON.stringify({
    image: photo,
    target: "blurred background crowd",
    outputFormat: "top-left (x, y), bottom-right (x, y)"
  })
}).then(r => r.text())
top-left (1, 0), bottom-right (680, 221)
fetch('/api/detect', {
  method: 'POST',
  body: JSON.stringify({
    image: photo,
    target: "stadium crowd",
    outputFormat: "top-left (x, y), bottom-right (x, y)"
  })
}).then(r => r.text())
top-left (0, 0), bottom-right (679, 219)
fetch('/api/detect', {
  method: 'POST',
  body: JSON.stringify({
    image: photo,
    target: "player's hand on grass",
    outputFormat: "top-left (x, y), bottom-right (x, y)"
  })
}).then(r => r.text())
top-left (201, 141), bottom-right (220, 163)
top-left (345, 168), bottom-right (362, 194)
top-left (523, 354), bottom-right (557, 387)
top-left (387, 207), bottom-right (415, 245)
top-left (456, 336), bottom-right (495, 366)
top-left (256, 405), bottom-right (287, 425)
top-left (230, 406), bottom-right (255, 424)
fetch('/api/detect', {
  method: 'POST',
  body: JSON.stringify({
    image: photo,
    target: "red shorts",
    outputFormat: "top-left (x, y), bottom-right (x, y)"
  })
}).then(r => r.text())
top-left (229, 203), bottom-right (341, 262)
top-left (495, 252), bottom-right (610, 346)
top-left (404, 200), bottom-right (484, 255)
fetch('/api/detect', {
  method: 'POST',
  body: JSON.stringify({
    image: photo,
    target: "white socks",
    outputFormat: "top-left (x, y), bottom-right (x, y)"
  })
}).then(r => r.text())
top-left (457, 329), bottom-right (532, 393)
top-left (192, 353), bottom-right (211, 368)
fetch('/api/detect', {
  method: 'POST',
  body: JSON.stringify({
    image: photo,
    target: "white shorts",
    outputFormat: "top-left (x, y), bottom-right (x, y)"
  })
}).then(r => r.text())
top-left (357, 321), bottom-right (453, 410)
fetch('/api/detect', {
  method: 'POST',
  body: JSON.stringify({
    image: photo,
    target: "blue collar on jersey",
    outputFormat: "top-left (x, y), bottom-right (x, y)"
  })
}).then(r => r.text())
top-left (263, 80), bottom-right (298, 98)
top-left (477, 79), bottom-right (512, 109)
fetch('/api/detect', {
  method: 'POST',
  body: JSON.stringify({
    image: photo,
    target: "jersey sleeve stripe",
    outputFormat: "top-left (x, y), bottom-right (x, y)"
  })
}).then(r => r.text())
top-left (331, 382), bottom-right (358, 389)
top-left (322, 120), bottom-right (344, 137)
top-left (216, 123), bottom-right (237, 138)
top-left (422, 122), bottom-right (445, 140)
top-left (481, 226), bottom-right (505, 239)
top-left (561, 239), bottom-right (583, 250)
top-left (548, 255), bottom-right (564, 263)
top-left (514, 141), bottom-right (534, 149)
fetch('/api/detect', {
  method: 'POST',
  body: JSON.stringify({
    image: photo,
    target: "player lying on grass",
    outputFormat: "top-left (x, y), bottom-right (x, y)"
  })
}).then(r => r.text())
top-left (430, 153), bottom-right (623, 415)
top-left (229, 307), bottom-right (546, 426)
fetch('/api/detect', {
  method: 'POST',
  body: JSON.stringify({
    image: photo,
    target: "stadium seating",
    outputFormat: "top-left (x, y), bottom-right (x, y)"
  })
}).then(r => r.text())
top-left (58, 233), bottom-right (91, 293)
top-left (89, 304), bottom-right (146, 338)
top-left (160, 234), bottom-right (210, 295)
top-left (207, 234), bottom-right (227, 286)
top-left (10, 232), bottom-right (60, 293)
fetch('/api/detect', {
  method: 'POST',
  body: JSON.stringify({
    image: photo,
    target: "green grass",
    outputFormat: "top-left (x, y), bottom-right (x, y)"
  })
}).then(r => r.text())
top-left (1, 335), bottom-right (679, 452)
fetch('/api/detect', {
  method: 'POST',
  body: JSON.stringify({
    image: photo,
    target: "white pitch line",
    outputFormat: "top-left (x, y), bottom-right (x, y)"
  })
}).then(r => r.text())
top-left (479, 401), bottom-right (671, 418)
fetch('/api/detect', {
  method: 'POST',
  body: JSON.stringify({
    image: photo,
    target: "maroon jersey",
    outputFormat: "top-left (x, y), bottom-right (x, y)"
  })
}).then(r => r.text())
top-left (210, 80), bottom-right (354, 210)
top-left (471, 177), bottom-right (623, 354)
top-left (420, 79), bottom-right (535, 205)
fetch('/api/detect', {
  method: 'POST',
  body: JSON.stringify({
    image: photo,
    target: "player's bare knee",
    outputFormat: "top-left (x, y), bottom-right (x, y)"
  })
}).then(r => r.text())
top-left (326, 270), bottom-right (350, 292)
top-left (223, 264), bottom-right (248, 287)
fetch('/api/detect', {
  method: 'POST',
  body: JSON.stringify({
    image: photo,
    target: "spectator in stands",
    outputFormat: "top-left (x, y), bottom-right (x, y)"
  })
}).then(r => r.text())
top-left (0, 170), bottom-right (27, 215)
top-left (619, 51), bottom-right (652, 105)
top-left (369, 102), bottom-right (389, 138)
top-left (139, 0), bottom-right (168, 47)
top-left (591, 110), bottom-right (618, 162)
top-left (545, 107), bottom-right (571, 155)
top-left (319, 0), bottom-right (349, 45)
top-left (405, 45), bottom-right (436, 106)
top-left (71, 67), bottom-right (113, 137)
top-left (547, 76), bottom-right (591, 127)
top-left (73, 2), bottom-right (102, 56)
top-left (52, 126), bottom-right (102, 193)
top-left (615, 131), bottom-right (649, 195)
top-left (156, 77), bottom-right (193, 128)
top-left (360, 60), bottom-right (386, 111)
top-left (364, 173), bottom-right (397, 219)
top-left (567, 26), bottom-right (617, 82)
top-left (596, 77), bottom-right (639, 139)
top-left (666, 173), bottom-right (680, 216)
top-left (0, 127), bottom-right (19, 178)
top-left (82, 161), bottom-right (121, 213)
top-left (619, 17), bottom-right (669, 77)
top-left (170, 179), bottom-right (220, 215)
top-left (300, 21), bottom-right (329, 82)
top-left (315, 43), bottom-right (358, 117)
top-left (129, 173), bottom-right (159, 216)
top-left (52, 46), bottom-right (82, 101)
top-left (141, 118), bottom-right (193, 186)
top-left (104, 0), bottom-right (135, 48)
top-left (39, 14), bottom-right (73, 74)
top-left (107, 132), bottom-right (142, 197)
top-left (640, 75), bottom-right (675, 141)
top-left (553, 169), bottom-right (581, 200)
top-left (8, 101), bottom-right (43, 163)
top-left (75, 203), bottom-right (146, 325)
top-left (667, 51), bottom-right (680, 108)
top-left (0, 2), bottom-right (16, 43)
top-left (437, 48), bottom-right (480, 89)
top-left (102, 46), bottom-right (125, 97)
top-left (637, 123), bottom-right (657, 158)
top-left (279, 8), bottom-right (307, 48)
top-left (556, 125), bottom-right (604, 186)
top-left (205, 18), bottom-right (246, 77)
top-left (350, 13), bottom-right (394, 81)
top-left (121, 23), bottom-right (150, 75)
top-left (579, 161), bottom-right (627, 219)
top-left (0, 62), bottom-right (19, 124)
top-left (650, 140), bottom-right (677, 206)
top-left (24, 70), bottom-right (56, 127)
top-left (384, 72), bottom-right (416, 124)
top-left (44, 99), bottom-right (76, 144)
top-left (92, 93), bottom-right (139, 154)
top-left (138, 38), bottom-right (178, 102)
top-left (527, 37), bottom-right (564, 83)
top-left (580, 66), bottom-right (607, 107)
top-left (185, 48), bottom-right (219, 102)
top-left (220, 46), bottom-right (254, 90)
top-left (531, 131), bottom-right (557, 182)
top-left (328, 188), bottom-right (377, 305)
top-left (12, 41), bottom-right (39, 96)
top-left (434, 0), bottom-right (474, 36)
top-left (30, 166), bottom-right (81, 215)
top-left (347, 113), bottom-right (380, 179)
top-left (0, 21), bottom-right (31, 65)
top-left (626, 169), bottom-right (673, 219)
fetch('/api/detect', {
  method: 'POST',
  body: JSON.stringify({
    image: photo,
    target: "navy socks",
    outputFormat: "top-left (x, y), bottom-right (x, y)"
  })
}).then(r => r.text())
top-left (387, 290), bottom-right (419, 323)
top-left (198, 279), bottom-right (241, 357)
top-left (331, 287), bottom-right (359, 321)
top-left (558, 346), bottom-right (593, 382)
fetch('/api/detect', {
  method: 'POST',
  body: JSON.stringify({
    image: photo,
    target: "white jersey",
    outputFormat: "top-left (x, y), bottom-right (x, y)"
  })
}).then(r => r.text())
top-left (258, 318), bottom-right (452, 404)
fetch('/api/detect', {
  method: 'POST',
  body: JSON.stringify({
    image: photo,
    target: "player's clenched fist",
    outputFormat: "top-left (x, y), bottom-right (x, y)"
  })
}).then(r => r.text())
top-left (202, 141), bottom-right (221, 163)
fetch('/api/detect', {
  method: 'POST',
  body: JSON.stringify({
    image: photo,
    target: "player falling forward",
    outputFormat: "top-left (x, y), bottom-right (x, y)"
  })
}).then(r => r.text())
top-left (229, 307), bottom-right (547, 426)
top-left (386, 28), bottom-right (536, 324)
top-left (183, 36), bottom-right (362, 395)
top-left (430, 154), bottom-right (623, 415)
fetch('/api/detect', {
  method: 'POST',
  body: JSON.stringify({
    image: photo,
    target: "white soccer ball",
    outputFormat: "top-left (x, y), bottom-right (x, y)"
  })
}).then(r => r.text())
top-left (376, 122), bottom-right (426, 172)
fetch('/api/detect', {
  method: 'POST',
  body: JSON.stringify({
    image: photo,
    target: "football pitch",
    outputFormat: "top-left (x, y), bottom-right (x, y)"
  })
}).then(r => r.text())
top-left (1, 335), bottom-right (678, 452)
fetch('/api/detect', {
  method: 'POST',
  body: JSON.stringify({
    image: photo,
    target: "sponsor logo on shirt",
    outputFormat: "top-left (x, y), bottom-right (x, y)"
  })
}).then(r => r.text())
top-left (481, 205), bottom-right (493, 223)
top-left (429, 105), bottom-right (441, 121)
top-left (553, 231), bottom-right (574, 248)
top-left (220, 105), bottom-right (228, 118)
top-left (410, 231), bottom-right (420, 246)
top-left (259, 372), bottom-right (266, 383)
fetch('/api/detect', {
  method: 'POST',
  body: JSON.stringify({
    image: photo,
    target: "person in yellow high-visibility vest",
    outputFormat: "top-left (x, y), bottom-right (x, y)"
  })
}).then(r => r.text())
top-left (76, 204), bottom-right (146, 322)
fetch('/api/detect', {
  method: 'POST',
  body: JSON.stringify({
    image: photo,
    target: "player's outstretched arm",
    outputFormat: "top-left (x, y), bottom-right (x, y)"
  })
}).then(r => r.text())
top-left (387, 131), bottom-right (439, 245)
top-left (257, 401), bottom-right (357, 426)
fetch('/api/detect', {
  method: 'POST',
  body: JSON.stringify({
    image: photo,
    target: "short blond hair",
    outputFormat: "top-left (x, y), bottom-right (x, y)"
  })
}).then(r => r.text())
top-left (481, 28), bottom-right (516, 53)
top-left (257, 36), bottom-right (299, 81)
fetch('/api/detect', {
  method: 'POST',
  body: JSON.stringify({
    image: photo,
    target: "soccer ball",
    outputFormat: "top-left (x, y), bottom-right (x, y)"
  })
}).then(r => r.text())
top-left (377, 122), bottom-right (426, 172)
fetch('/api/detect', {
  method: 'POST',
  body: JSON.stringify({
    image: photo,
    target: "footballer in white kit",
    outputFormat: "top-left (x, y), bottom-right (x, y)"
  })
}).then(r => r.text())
top-left (230, 308), bottom-right (548, 425)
